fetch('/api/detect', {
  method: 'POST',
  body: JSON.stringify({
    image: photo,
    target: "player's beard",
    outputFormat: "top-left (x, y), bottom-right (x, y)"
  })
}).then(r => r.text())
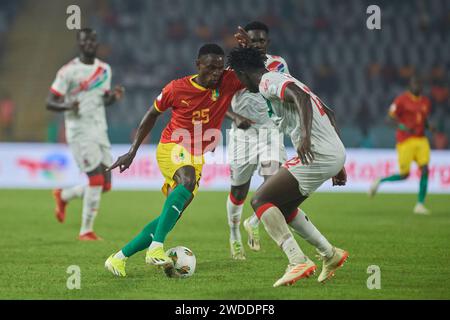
top-left (83, 50), bottom-right (97, 59)
top-left (82, 44), bottom-right (98, 60)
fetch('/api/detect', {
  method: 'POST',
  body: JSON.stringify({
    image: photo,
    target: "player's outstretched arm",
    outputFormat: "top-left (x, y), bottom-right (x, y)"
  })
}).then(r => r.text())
top-left (225, 110), bottom-right (255, 129)
top-left (284, 84), bottom-right (314, 165)
top-left (46, 92), bottom-right (79, 113)
top-left (107, 105), bottom-right (161, 173)
top-left (104, 85), bottom-right (125, 106)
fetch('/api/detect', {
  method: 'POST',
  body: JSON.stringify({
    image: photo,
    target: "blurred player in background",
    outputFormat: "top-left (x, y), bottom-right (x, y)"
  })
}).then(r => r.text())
top-left (228, 47), bottom-right (348, 287)
top-left (47, 28), bottom-right (124, 240)
top-left (369, 76), bottom-right (433, 215)
top-left (226, 21), bottom-right (290, 260)
top-left (104, 44), bottom-right (252, 277)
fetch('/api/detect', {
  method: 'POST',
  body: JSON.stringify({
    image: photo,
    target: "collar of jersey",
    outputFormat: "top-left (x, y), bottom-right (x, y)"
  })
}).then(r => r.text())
top-left (407, 91), bottom-right (421, 101)
top-left (189, 75), bottom-right (208, 91)
top-left (76, 57), bottom-right (99, 66)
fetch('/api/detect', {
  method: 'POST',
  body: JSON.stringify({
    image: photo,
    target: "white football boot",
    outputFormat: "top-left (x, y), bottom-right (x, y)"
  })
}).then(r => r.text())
top-left (273, 257), bottom-right (316, 287)
top-left (413, 203), bottom-right (431, 215)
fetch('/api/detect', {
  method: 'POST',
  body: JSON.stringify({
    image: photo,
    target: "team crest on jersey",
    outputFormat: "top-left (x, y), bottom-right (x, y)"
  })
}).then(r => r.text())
top-left (211, 89), bottom-right (219, 101)
top-left (267, 61), bottom-right (285, 72)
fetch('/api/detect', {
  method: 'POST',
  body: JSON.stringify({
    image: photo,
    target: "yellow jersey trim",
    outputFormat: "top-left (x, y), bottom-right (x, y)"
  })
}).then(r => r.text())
top-left (407, 91), bottom-right (421, 102)
top-left (189, 75), bottom-right (207, 91)
top-left (153, 101), bottom-right (163, 113)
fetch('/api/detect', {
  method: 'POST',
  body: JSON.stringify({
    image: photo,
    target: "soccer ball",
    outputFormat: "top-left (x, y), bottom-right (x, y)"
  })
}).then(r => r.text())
top-left (166, 246), bottom-right (196, 278)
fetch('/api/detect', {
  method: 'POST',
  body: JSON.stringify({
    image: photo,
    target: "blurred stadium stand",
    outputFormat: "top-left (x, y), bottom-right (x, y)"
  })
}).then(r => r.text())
top-left (0, 0), bottom-right (448, 148)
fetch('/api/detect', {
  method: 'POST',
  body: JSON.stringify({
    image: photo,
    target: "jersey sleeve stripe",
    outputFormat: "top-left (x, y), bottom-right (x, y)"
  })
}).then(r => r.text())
top-left (153, 100), bottom-right (163, 113)
top-left (280, 81), bottom-right (294, 100)
top-left (50, 87), bottom-right (64, 97)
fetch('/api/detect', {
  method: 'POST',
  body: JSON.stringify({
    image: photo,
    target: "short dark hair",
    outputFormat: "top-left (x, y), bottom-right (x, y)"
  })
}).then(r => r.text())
top-left (77, 28), bottom-right (95, 40)
top-left (198, 43), bottom-right (225, 59)
top-left (227, 47), bottom-right (266, 72)
top-left (244, 21), bottom-right (269, 34)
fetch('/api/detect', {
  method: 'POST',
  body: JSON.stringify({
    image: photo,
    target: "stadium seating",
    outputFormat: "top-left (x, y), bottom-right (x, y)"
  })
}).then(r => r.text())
top-left (0, 1), bottom-right (21, 64)
top-left (0, 0), bottom-right (448, 147)
top-left (85, 0), bottom-right (449, 147)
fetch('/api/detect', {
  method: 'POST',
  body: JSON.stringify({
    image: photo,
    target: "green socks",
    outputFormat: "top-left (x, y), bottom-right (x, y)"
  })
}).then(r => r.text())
top-left (418, 168), bottom-right (429, 204)
top-left (380, 169), bottom-right (428, 204)
top-left (120, 185), bottom-right (192, 258)
top-left (154, 185), bottom-right (192, 243)
top-left (380, 174), bottom-right (407, 183)
top-left (122, 217), bottom-right (160, 257)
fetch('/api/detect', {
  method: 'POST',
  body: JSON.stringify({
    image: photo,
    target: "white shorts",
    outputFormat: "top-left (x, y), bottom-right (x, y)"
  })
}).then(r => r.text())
top-left (228, 127), bottom-right (286, 186)
top-left (283, 150), bottom-right (346, 196)
top-left (69, 140), bottom-right (113, 173)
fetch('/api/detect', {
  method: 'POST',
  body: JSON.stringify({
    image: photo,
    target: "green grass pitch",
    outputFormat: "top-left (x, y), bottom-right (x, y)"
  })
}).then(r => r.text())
top-left (1, 189), bottom-right (449, 299)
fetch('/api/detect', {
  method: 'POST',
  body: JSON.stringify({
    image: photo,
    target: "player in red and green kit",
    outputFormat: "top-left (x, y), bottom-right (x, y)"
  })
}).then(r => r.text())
top-left (369, 76), bottom-right (433, 215)
top-left (104, 44), bottom-right (252, 277)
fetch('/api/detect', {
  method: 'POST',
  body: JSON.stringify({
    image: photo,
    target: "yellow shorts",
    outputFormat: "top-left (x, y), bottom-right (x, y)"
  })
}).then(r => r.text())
top-left (396, 137), bottom-right (430, 175)
top-left (156, 142), bottom-right (204, 196)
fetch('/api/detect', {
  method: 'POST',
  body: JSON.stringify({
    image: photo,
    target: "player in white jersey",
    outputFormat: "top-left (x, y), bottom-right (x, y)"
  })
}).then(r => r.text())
top-left (226, 22), bottom-right (290, 260)
top-left (46, 28), bottom-right (124, 241)
top-left (228, 46), bottom-right (349, 287)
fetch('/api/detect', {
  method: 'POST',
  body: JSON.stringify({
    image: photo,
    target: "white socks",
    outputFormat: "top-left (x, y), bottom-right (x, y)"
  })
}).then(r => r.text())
top-left (288, 209), bottom-right (334, 258)
top-left (149, 241), bottom-right (163, 250)
top-left (114, 251), bottom-right (126, 260)
top-left (281, 236), bottom-right (307, 264)
top-left (79, 185), bottom-right (102, 235)
top-left (61, 185), bottom-right (84, 202)
top-left (247, 213), bottom-right (260, 228)
top-left (227, 195), bottom-right (243, 242)
top-left (259, 206), bottom-right (306, 264)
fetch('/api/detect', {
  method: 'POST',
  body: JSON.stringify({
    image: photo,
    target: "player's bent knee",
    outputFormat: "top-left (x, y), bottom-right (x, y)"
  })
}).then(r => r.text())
top-left (88, 174), bottom-right (105, 187)
top-left (230, 185), bottom-right (248, 202)
top-left (400, 173), bottom-right (410, 179)
top-left (180, 179), bottom-right (196, 193)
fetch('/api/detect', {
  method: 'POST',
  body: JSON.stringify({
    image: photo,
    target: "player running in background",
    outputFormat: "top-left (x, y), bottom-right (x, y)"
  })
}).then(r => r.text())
top-left (369, 76), bottom-right (433, 215)
top-left (226, 21), bottom-right (290, 260)
top-left (228, 47), bottom-right (348, 287)
top-left (47, 28), bottom-right (124, 240)
top-left (104, 44), bottom-right (252, 277)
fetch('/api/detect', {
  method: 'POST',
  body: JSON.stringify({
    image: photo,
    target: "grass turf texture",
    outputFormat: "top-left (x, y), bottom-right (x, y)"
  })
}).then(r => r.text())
top-left (0, 190), bottom-right (449, 299)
